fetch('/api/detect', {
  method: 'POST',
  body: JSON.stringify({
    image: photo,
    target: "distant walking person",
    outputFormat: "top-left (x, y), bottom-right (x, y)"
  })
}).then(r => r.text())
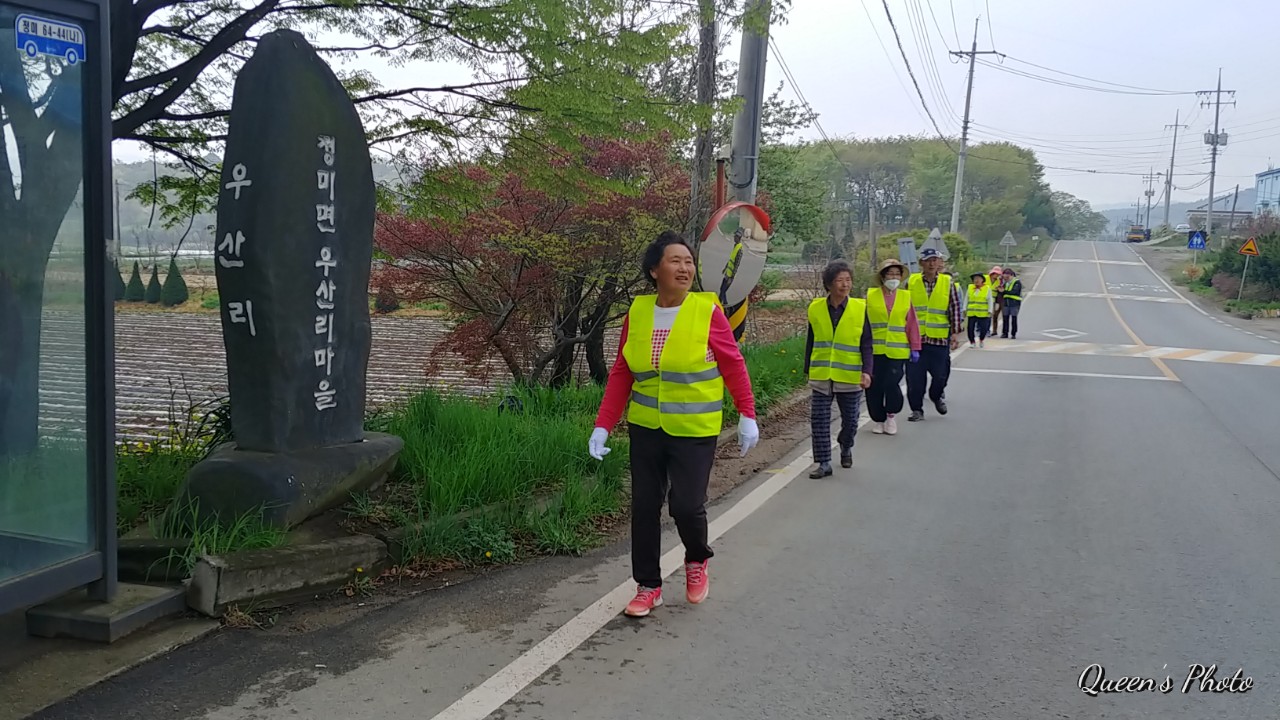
top-left (589, 231), bottom-right (759, 618)
top-left (906, 248), bottom-right (963, 422)
top-left (964, 272), bottom-right (994, 348)
top-left (988, 266), bottom-right (1005, 337)
top-left (804, 259), bottom-right (873, 478)
top-left (1000, 268), bottom-right (1023, 339)
top-left (865, 259), bottom-right (922, 436)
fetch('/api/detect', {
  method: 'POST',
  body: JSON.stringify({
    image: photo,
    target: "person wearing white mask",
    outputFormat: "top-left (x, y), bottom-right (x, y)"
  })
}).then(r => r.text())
top-left (864, 259), bottom-right (923, 435)
top-left (588, 231), bottom-right (759, 618)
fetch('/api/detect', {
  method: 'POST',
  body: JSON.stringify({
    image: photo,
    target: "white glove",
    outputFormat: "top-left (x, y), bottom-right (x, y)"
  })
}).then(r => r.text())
top-left (588, 427), bottom-right (611, 461)
top-left (737, 416), bottom-right (759, 457)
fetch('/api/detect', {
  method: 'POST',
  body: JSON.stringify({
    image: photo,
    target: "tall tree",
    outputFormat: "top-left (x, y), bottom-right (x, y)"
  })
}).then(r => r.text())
top-left (0, 0), bottom-right (695, 455)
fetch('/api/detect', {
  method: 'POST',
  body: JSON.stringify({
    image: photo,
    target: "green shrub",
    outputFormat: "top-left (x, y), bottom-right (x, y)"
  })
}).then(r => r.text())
top-left (112, 261), bottom-right (127, 301)
top-left (161, 258), bottom-right (189, 306)
top-left (144, 264), bottom-right (162, 304)
top-left (124, 261), bottom-right (145, 301)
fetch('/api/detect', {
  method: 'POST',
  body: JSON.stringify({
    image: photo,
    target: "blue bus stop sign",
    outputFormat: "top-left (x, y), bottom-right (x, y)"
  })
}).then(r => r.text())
top-left (1188, 231), bottom-right (1207, 251)
top-left (15, 13), bottom-right (86, 65)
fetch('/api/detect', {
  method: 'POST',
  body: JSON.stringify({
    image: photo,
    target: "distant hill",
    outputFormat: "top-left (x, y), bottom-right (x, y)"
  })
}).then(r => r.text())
top-left (1100, 186), bottom-right (1256, 232)
top-left (111, 158), bottom-right (406, 253)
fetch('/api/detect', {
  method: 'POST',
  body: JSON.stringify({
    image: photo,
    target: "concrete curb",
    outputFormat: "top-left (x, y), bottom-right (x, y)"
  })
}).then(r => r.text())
top-left (187, 535), bottom-right (388, 618)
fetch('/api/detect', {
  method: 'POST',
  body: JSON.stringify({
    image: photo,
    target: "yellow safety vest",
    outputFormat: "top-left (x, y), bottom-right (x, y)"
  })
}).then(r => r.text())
top-left (725, 242), bottom-right (743, 279)
top-left (908, 273), bottom-right (952, 340)
top-left (1003, 280), bottom-right (1022, 302)
top-left (967, 285), bottom-right (991, 318)
top-left (808, 297), bottom-right (865, 385)
top-left (622, 292), bottom-right (725, 438)
top-left (866, 287), bottom-right (910, 360)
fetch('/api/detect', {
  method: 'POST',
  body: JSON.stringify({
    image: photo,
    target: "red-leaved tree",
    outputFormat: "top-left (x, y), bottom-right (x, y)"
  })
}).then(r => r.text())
top-left (375, 136), bottom-right (690, 387)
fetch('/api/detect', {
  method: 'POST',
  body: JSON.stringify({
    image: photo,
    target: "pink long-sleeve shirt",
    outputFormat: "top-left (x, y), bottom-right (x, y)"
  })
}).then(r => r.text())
top-left (594, 304), bottom-right (756, 433)
top-left (873, 289), bottom-right (923, 353)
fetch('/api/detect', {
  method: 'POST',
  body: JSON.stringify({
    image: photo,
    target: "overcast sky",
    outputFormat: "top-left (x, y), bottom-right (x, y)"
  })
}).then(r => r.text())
top-left (763, 0), bottom-right (1279, 207)
top-left (116, 0), bottom-right (1280, 210)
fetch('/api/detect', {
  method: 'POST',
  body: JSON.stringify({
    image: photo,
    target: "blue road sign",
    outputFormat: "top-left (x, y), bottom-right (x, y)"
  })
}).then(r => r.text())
top-left (15, 14), bottom-right (86, 66)
top-left (1187, 231), bottom-right (1207, 251)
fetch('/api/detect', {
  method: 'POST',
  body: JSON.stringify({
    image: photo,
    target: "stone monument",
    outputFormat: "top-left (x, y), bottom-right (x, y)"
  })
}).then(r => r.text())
top-left (174, 29), bottom-right (402, 530)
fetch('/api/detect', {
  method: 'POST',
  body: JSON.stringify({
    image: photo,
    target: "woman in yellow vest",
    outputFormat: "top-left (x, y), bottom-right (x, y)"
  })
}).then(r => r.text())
top-left (964, 272), bottom-right (995, 348)
top-left (865, 259), bottom-right (923, 436)
top-left (804, 259), bottom-right (874, 478)
top-left (588, 231), bottom-right (759, 618)
top-left (988, 266), bottom-right (1005, 337)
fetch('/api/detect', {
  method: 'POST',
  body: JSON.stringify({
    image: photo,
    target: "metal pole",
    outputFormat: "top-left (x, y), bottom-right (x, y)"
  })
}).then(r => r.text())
top-left (948, 18), bottom-right (980, 234)
top-left (1227, 184), bottom-right (1240, 237)
top-left (869, 203), bottom-right (877, 272)
top-left (728, 0), bottom-right (770, 204)
top-left (1238, 255), bottom-right (1250, 301)
top-left (1163, 110), bottom-right (1185, 228)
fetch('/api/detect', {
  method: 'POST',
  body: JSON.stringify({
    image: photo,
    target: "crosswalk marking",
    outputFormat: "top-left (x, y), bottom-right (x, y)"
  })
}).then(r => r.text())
top-left (1030, 291), bottom-right (1186, 304)
top-left (1049, 259), bottom-right (1145, 266)
top-left (979, 339), bottom-right (1280, 368)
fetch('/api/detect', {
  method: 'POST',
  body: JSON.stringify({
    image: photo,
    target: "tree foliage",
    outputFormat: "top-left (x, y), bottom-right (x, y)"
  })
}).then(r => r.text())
top-left (375, 136), bottom-right (689, 387)
top-left (125, 261), bottom-right (146, 302)
top-left (144, 264), bottom-right (163, 304)
top-left (161, 258), bottom-right (190, 307)
top-left (1051, 191), bottom-right (1108, 240)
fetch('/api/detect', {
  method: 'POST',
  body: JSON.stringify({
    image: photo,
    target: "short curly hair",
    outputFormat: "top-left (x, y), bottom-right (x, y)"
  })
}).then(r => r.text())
top-left (821, 259), bottom-right (853, 291)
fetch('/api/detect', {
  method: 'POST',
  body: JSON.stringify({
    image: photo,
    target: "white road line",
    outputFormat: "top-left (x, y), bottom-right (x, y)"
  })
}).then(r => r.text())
top-left (952, 368), bottom-right (1173, 382)
top-left (429, 347), bottom-right (967, 719)
top-left (1127, 244), bottom-right (1211, 318)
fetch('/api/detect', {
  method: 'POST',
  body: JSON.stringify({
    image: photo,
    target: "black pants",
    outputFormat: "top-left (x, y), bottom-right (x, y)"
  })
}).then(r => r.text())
top-left (866, 356), bottom-right (906, 422)
top-left (810, 389), bottom-right (862, 464)
top-left (629, 425), bottom-right (717, 589)
top-left (906, 343), bottom-right (951, 412)
top-left (967, 316), bottom-right (990, 343)
top-left (1002, 305), bottom-right (1020, 337)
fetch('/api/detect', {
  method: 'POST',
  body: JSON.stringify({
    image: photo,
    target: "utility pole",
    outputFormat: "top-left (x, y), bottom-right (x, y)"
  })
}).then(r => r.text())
top-left (1163, 110), bottom-right (1188, 228)
top-left (1197, 69), bottom-right (1235, 247)
top-left (1142, 169), bottom-right (1159, 228)
top-left (948, 18), bottom-right (999, 234)
top-left (687, 0), bottom-right (717, 248)
top-left (728, 0), bottom-right (770, 204)
top-left (1227, 184), bottom-right (1241, 236)
top-left (869, 203), bottom-right (878, 271)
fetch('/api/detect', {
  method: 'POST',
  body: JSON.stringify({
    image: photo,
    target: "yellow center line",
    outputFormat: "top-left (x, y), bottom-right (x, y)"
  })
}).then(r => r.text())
top-left (1092, 243), bottom-right (1181, 382)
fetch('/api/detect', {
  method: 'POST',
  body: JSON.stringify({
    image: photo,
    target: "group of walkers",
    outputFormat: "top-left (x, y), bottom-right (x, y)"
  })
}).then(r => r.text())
top-left (585, 231), bottom-right (1027, 618)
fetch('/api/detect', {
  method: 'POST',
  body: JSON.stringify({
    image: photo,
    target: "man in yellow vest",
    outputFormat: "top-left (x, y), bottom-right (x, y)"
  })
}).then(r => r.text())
top-left (999, 267), bottom-right (1023, 339)
top-left (905, 247), bottom-right (963, 422)
top-left (804, 259), bottom-right (874, 478)
top-left (964, 271), bottom-right (995, 348)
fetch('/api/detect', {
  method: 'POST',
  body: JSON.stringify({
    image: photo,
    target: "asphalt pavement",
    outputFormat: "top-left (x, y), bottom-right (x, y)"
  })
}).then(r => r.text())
top-left (29, 241), bottom-right (1280, 720)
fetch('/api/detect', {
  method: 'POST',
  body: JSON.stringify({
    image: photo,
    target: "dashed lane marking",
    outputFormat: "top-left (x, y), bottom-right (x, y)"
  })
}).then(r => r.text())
top-left (1049, 258), bottom-right (1144, 266)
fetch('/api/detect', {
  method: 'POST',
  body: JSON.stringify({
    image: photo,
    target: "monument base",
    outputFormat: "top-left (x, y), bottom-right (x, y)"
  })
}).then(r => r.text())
top-left (173, 432), bottom-right (403, 530)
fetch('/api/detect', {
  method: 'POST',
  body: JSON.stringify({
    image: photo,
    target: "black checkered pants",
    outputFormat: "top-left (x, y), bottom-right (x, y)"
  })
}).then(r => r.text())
top-left (810, 389), bottom-right (862, 465)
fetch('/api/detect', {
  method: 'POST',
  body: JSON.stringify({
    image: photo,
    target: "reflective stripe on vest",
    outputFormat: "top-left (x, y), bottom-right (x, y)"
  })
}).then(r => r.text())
top-left (808, 297), bottom-right (865, 384)
top-left (621, 292), bottom-right (725, 437)
top-left (908, 273), bottom-right (952, 339)
top-left (967, 285), bottom-right (991, 318)
top-left (1003, 281), bottom-right (1022, 302)
top-left (866, 287), bottom-right (910, 360)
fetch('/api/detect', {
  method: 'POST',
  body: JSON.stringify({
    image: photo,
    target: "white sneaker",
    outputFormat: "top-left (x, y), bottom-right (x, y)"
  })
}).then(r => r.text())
top-left (870, 422), bottom-right (885, 434)
top-left (884, 415), bottom-right (898, 435)
top-left (979, 340), bottom-right (985, 348)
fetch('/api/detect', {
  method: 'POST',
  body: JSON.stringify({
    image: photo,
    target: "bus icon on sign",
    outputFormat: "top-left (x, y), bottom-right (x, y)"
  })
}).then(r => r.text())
top-left (15, 14), bottom-right (86, 66)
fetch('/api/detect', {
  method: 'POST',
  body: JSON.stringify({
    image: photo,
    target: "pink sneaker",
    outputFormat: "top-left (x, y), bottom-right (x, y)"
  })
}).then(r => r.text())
top-left (870, 422), bottom-right (885, 434)
top-left (685, 560), bottom-right (709, 604)
top-left (884, 415), bottom-right (898, 435)
top-left (624, 586), bottom-right (663, 617)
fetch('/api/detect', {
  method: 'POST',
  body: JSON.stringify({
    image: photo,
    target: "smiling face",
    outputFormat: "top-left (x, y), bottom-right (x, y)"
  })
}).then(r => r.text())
top-left (829, 270), bottom-right (853, 302)
top-left (921, 256), bottom-right (943, 276)
top-left (651, 241), bottom-right (695, 293)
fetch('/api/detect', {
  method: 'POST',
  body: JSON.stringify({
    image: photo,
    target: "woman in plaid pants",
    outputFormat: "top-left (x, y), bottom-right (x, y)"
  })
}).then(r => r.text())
top-left (804, 260), bottom-right (874, 478)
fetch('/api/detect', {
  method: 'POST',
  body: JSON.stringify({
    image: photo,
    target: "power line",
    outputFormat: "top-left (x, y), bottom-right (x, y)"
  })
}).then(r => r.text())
top-left (976, 58), bottom-right (1196, 96)
top-left (858, 0), bottom-right (936, 131)
top-left (999, 55), bottom-right (1195, 94)
top-left (767, 38), bottom-right (854, 177)
top-left (984, 0), bottom-right (995, 49)
top-left (879, 0), bottom-right (953, 143)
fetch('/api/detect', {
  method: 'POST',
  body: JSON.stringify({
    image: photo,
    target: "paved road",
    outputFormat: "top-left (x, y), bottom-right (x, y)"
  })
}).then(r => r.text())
top-left (32, 241), bottom-right (1280, 719)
